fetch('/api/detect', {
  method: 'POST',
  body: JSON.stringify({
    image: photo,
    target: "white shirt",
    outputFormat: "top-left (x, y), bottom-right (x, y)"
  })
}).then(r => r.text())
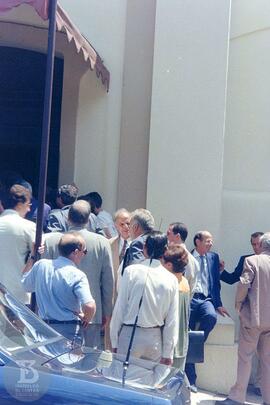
top-left (110, 259), bottom-right (179, 358)
top-left (181, 243), bottom-right (199, 296)
top-left (193, 249), bottom-right (209, 296)
top-left (97, 210), bottom-right (117, 237)
top-left (0, 209), bottom-right (36, 303)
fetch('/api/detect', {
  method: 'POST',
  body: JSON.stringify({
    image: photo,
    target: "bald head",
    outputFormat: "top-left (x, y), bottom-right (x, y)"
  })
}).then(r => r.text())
top-left (58, 232), bottom-right (86, 257)
top-left (68, 200), bottom-right (91, 226)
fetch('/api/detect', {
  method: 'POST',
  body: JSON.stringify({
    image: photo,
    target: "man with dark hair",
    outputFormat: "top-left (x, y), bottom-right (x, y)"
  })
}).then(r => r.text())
top-left (167, 222), bottom-right (199, 294)
top-left (185, 230), bottom-right (229, 392)
top-left (43, 200), bottom-right (114, 349)
top-left (0, 185), bottom-right (36, 303)
top-left (110, 231), bottom-right (179, 365)
top-left (85, 191), bottom-right (117, 238)
top-left (22, 232), bottom-right (96, 341)
top-left (220, 232), bottom-right (264, 284)
top-left (47, 184), bottom-right (78, 232)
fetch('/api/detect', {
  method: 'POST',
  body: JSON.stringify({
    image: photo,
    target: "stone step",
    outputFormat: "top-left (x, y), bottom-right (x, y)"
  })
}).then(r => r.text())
top-left (196, 342), bottom-right (238, 395)
top-left (206, 314), bottom-right (235, 346)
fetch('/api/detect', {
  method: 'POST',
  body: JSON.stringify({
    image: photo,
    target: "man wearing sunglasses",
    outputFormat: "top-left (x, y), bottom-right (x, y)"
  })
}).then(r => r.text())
top-left (21, 232), bottom-right (96, 341)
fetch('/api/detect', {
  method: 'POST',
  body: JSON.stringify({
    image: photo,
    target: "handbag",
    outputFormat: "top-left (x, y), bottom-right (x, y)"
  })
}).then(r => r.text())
top-left (186, 330), bottom-right (204, 364)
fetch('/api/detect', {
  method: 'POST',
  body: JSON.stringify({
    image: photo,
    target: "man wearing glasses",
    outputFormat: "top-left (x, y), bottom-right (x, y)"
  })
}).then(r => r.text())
top-left (21, 232), bottom-right (96, 341)
top-left (0, 184), bottom-right (36, 304)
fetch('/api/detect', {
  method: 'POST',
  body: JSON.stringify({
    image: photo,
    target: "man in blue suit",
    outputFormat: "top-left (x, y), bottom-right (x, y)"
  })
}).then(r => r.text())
top-left (121, 208), bottom-right (155, 274)
top-left (185, 231), bottom-right (229, 392)
top-left (220, 232), bottom-right (263, 285)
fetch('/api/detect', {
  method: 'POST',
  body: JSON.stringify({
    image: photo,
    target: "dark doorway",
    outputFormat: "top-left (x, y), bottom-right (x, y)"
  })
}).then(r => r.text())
top-left (0, 46), bottom-right (63, 196)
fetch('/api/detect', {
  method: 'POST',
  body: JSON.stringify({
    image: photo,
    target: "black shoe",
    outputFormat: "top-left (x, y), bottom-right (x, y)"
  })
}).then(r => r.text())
top-left (215, 399), bottom-right (243, 405)
top-left (253, 387), bottom-right (262, 397)
top-left (189, 384), bottom-right (198, 393)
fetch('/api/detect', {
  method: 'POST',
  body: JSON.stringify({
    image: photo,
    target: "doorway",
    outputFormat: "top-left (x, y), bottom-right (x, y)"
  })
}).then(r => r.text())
top-left (0, 46), bottom-right (63, 197)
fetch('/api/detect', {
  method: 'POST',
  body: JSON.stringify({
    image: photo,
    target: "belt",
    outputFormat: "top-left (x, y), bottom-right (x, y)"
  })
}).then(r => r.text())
top-left (43, 319), bottom-right (81, 325)
top-left (193, 293), bottom-right (207, 299)
top-left (123, 323), bottom-right (161, 329)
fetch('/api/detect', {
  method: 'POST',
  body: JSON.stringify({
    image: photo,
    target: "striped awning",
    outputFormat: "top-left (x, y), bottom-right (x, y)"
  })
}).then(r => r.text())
top-left (0, 0), bottom-right (110, 91)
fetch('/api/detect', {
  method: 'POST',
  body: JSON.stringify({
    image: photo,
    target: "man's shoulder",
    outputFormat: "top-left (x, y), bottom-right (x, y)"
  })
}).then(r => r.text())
top-left (109, 235), bottom-right (119, 246)
top-left (44, 232), bottom-right (62, 244)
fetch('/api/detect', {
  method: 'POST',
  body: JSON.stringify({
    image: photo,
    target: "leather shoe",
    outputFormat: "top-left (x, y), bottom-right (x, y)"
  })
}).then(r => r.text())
top-left (215, 399), bottom-right (243, 405)
top-left (189, 384), bottom-right (198, 393)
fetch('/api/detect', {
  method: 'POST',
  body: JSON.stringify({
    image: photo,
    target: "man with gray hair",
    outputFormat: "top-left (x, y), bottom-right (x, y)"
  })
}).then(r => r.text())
top-left (216, 232), bottom-right (270, 405)
top-left (121, 208), bottom-right (155, 273)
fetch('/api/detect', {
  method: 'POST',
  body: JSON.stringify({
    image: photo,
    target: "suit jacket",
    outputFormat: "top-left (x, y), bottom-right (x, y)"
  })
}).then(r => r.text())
top-left (192, 251), bottom-right (223, 309)
top-left (220, 254), bottom-right (252, 285)
top-left (236, 252), bottom-right (270, 328)
top-left (109, 235), bottom-right (120, 274)
top-left (205, 251), bottom-right (223, 308)
top-left (43, 227), bottom-right (114, 324)
top-left (121, 234), bottom-right (147, 274)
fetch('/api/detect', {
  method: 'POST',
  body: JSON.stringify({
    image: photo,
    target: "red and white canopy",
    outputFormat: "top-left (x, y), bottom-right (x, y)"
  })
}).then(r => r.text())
top-left (0, 0), bottom-right (110, 90)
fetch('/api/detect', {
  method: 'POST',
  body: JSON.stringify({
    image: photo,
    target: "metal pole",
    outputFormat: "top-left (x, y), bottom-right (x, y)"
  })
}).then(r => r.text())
top-left (31, 0), bottom-right (57, 310)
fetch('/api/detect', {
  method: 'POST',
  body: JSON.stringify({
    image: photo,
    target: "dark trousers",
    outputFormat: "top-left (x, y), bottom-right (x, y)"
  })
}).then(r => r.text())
top-left (185, 295), bottom-right (217, 385)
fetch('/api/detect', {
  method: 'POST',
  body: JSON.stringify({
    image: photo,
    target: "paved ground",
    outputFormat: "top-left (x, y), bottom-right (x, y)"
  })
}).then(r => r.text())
top-left (191, 387), bottom-right (262, 404)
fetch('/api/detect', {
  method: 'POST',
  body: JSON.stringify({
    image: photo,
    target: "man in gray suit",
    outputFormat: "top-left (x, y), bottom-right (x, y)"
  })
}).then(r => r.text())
top-left (43, 200), bottom-right (114, 349)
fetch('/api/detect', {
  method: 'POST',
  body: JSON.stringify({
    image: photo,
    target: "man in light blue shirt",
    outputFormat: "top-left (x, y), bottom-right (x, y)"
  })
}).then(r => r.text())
top-left (21, 232), bottom-right (96, 341)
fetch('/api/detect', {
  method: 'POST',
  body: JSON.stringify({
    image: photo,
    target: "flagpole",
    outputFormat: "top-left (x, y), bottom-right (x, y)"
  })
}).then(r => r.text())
top-left (31, 0), bottom-right (57, 310)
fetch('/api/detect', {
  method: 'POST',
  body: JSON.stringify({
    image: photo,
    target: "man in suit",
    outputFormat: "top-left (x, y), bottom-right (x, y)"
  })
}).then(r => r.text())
top-left (109, 208), bottom-right (131, 291)
top-left (43, 200), bottom-right (114, 349)
top-left (185, 231), bottom-right (229, 392)
top-left (220, 232), bottom-right (263, 285)
top-left (220, 231), bottom-right (264, 397)
top-left (216, 232), bottom-right (270, 405)
top-left (104, 208), bottom-right (130, 349)
top-left (121, 208), bottom-right (155, 275)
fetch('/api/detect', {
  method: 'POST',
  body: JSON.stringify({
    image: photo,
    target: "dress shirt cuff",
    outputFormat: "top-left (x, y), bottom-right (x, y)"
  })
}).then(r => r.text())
top-left (162, 343), bottom-right (174, 359)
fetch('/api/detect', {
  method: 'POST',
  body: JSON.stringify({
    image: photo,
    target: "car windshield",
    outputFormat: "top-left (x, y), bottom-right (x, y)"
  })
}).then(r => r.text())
top-left (0, 283), bottom-right (183, 393)
top-left (0, 283), bottom-right (63, 355)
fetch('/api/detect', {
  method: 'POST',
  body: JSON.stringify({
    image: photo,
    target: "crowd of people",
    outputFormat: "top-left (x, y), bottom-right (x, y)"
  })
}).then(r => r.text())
top-left (0, 171), bottom-right (269, 405)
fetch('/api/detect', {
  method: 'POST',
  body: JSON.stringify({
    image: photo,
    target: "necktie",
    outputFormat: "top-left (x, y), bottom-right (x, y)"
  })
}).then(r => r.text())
top-left (119, 239), bottom-right (128, 264)
top-left (200, 255), bottom-right (209, 297)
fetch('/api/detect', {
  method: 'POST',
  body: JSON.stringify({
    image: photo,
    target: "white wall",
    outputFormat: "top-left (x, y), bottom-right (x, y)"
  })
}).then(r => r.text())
top-left (147, 0), bottom-right (231, 248)
top-left (59, 0), bottom-right (127, 213)
top-left (220, 0), bottom-right (270, 316)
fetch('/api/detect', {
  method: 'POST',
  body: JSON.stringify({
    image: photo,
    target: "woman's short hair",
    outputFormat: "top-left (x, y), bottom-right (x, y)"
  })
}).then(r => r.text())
top-left (163, 244), bottom-right (189, 273)
top-left (145, 231), bottom-right (167, 260)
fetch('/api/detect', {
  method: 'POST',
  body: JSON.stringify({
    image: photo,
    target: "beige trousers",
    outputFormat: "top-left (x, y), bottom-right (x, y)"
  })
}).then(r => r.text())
top-left (117, 325), bottom-right (162, 362)
top-left (229, 322), bottom-right (270, 404)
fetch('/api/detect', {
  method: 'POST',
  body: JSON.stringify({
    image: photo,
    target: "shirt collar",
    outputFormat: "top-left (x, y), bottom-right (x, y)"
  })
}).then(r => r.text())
top-left (0, 209), bottom-right (20, 217)
top-left (55, 256), bottom-right (77, 267)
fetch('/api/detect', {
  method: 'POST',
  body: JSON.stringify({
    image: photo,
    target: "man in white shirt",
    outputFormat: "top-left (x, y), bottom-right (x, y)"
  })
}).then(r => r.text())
top-left (0, 185), bottom-right (36, 303)
top-left (167, 222), bottom-right (199, 295)
top-left (110, 231), bottom-right (179, 365)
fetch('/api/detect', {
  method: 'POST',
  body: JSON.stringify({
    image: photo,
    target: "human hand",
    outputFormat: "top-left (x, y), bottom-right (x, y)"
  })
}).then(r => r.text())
top-left (219, 260), bottom-right (225, 272)
top-left (216, 306), bottom-right (230, 317)
top-left (101, 316), bottom-right (110, 329)
top-left (160, 357), bottom-right (173, 366)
